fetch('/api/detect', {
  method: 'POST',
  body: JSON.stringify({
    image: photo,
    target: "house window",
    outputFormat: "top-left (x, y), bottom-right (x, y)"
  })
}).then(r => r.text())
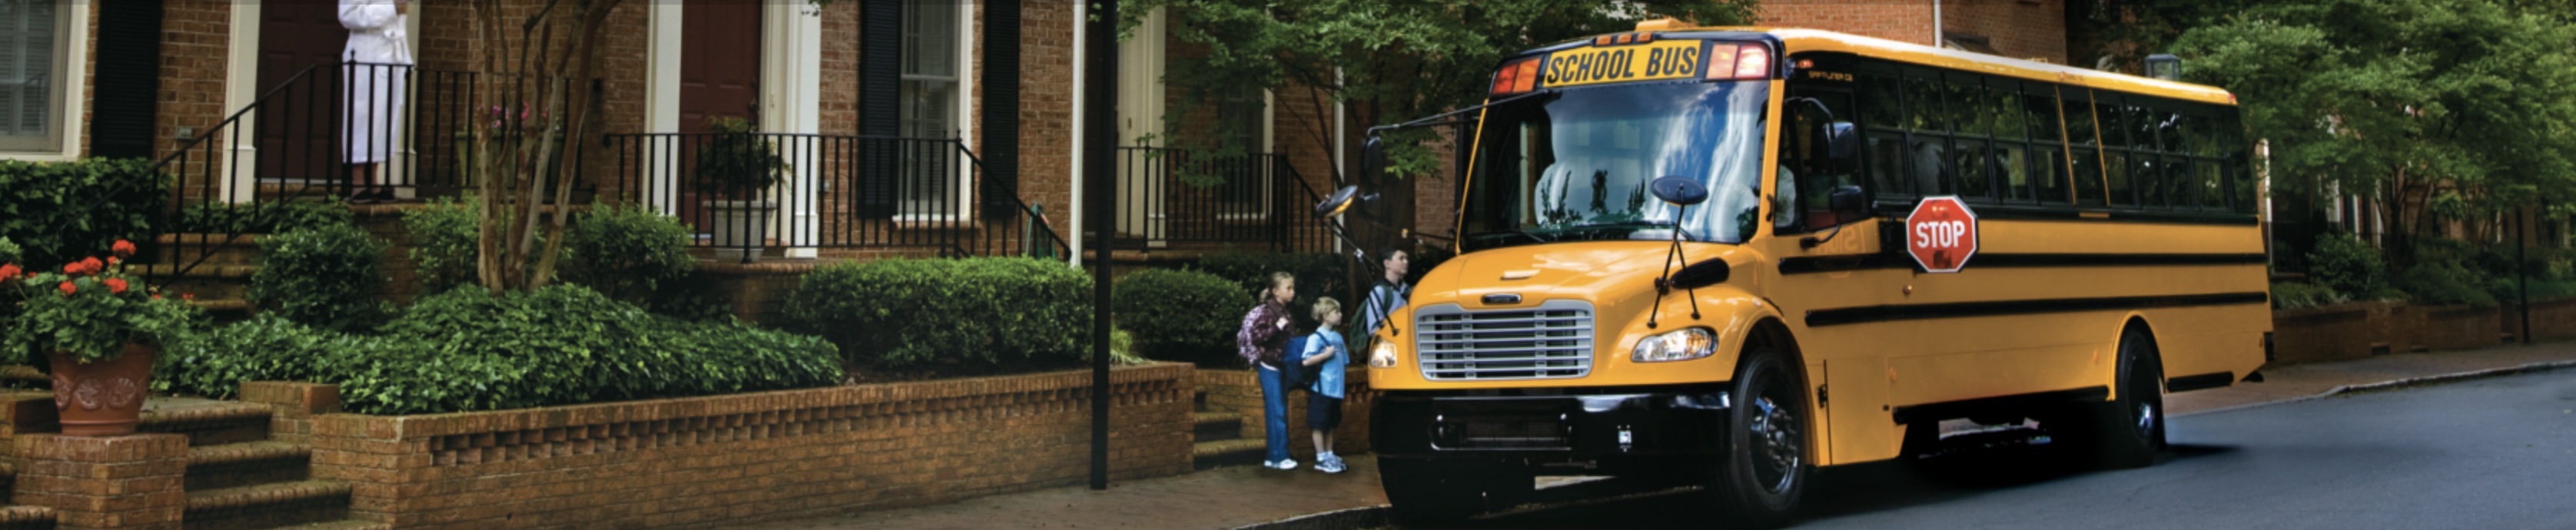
top-left (0, 1), bottom-right (65, 153)
top-left (899, 0), bottom-right (962, 214)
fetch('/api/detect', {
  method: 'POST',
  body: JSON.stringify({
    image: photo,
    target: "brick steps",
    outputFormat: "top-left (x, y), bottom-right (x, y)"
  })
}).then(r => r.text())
top-left (141, 399), bottom-right (274, 447)
top-left (1193, 411), bottom-right (1243, 441)
top-left (154, 234), bottom-right (266, 267)
top-left (187, 442), bottom-right (310, 491)
top-left (181, 480), bottom-right (352, 530)
top-left (1190, 403), bottom-right (1266, 470)
top-left (1193, 438), bottom-right (1268, 470)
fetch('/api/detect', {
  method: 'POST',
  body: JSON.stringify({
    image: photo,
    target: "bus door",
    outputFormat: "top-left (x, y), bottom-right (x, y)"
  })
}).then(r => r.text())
top-left (1761, 78), bottom-right (1904, 465)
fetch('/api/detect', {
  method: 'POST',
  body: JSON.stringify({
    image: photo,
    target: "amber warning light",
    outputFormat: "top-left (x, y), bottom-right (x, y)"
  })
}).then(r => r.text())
top-left (1491, 57), bottom-right (1543, 95)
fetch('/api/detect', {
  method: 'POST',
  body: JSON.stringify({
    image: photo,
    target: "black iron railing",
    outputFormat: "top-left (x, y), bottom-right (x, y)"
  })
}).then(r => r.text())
top-left (1113, 147), bottom-right (1333, 253)
top-left (601, 132), bottom-right (1068, 261)
top-left (150, 62), bottom-right (504, 283)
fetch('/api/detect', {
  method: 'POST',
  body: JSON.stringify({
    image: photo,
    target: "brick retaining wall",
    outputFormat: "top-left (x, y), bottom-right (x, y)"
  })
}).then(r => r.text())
top-left (308, 363), bottom-right (1193, 529)
top-left (2269, 300), bottom-right (2575, 365)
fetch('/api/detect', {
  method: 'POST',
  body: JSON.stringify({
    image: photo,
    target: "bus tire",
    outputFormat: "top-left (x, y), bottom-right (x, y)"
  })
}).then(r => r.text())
top-left (1379, 459), bottom-right (1479, 524)
top-left (2088, 327), bottom-right (2166, 469)
top-left (1708, 345), bottom-right (1810, 528)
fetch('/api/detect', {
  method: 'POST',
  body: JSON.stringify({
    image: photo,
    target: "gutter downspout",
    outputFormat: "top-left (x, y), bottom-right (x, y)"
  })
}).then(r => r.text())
top-left (1932, 0), bottom-right (1943, 46)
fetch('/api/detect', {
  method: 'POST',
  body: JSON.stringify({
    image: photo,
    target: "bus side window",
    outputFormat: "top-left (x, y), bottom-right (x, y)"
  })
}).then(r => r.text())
top-left (1783, 90), bottom-right (1858, 231)
top-left (2023, 87), bottom-right (2069, 205)
top-left (1947, 76), bottom-right (1991, 201)
top-left (2063, 90), bottom-right (2105, 207)
top-left (1987, 84), bottom-right (2033, 204)
top-left (2101, 99), bottom-right (2136, 207)
top-left (1857, 74), bottom-right (1910, 200)
top-left (2219, 108), bottom-right (2254, 213)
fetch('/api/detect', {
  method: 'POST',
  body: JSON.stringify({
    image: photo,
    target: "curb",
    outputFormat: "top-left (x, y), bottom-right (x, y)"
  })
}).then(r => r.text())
top-left (1231, 505), bottom-right (1389, 530)
top-left (2178, 359), bottom-right (2576, 418)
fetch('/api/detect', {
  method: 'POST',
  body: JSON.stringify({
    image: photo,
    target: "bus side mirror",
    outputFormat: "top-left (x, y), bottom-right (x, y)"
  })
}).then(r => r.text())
top-left (1359, 136), bottom-right (1388, 184)
top-left (1822, 121), bottom-right (1857, 173)
top-left (1829, 184), bottom-right (1867, 220)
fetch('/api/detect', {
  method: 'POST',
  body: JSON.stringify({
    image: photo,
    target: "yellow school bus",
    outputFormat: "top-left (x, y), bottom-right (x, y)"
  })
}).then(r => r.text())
top-left (1359, 22), bottom-right (2269, 525)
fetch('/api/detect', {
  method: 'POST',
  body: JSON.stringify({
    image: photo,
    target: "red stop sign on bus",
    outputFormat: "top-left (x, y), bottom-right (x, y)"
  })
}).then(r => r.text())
top-left (1905, 196), bottom-right (1978, 273)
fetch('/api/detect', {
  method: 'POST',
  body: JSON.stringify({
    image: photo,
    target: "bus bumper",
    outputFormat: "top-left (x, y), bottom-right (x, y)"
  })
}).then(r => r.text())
top-left (1371, 386), bottom-right (1731, 473)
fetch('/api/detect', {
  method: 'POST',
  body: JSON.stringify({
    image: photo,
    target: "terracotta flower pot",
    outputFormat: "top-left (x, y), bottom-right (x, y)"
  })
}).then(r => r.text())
top-left (47, 343), bottom-right (157, 437)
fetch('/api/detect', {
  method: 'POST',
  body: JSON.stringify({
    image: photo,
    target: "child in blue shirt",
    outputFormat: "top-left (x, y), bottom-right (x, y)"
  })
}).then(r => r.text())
top-left (1299, 296), bottom-right (1350, 473)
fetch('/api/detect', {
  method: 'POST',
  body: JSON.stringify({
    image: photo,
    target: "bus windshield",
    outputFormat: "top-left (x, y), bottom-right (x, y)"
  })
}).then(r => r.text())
top-left (1462, 81), bottom-right (1771, 253)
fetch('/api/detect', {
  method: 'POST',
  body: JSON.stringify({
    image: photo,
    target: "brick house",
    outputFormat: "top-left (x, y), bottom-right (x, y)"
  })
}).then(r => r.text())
top-left (2, 0), bottom-right (2069, 276)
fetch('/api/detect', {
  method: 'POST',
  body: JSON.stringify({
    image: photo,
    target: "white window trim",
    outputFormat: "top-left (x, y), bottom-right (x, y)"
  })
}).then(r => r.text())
top-left (1, 0), bottom-right (88, 162)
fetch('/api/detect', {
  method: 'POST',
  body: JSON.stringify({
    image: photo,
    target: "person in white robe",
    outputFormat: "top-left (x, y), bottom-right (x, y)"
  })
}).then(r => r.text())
top-left (340, 0), bottom-right (411, 203)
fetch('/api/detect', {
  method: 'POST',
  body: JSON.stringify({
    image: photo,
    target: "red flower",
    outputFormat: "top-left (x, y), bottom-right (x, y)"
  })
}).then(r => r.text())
top-left (111, 240), bottom-right (135, 258)
top-left (80, 257), bottom-right (103, 274)
top-left (63, 263), bottom-right (81, 275)
top-left (152, 293), bottom-right (163, 300)
top-left (58, 282), bottom-right (76, 296)
top-left (0, 263), bottom-right (18, 280)
top-left (105, 278), bottom-right (128, 294)
top-left (181, 293), bottom-right (196, 301)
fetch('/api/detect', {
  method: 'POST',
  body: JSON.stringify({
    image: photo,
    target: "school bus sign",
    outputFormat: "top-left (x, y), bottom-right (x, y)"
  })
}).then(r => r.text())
top-left (1906, 196), bottom-right (1978, 273)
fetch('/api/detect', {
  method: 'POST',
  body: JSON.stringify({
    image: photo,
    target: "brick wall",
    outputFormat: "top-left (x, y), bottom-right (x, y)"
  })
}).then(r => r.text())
top-left (1198, 367), bottom-right (1376, 456)
top-left (9, 434), bottom-right (188, 530)
top-left (308, 363), bottom-right (1193, 529)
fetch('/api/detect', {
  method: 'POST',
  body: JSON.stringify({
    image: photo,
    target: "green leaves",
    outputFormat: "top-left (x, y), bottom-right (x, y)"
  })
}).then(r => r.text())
top-left (1119, 0), bottom-right (1754, 181)
top-left (2172, 0), bottom-right (2576, 222)
top-left (1110, 268), bottom-right (1245, 366)
top-left (403, 197), bottom-right (484, 293)
top-left (249, 223), bottom-right (391, 332)
top-left (563, 204), bottom-right (697, 305)
top-left (161, 285), bottom-right (840, 415)
top-left (0, 158), bottom-right (168, 270)
top-left (785, 257), bottom-right (1093, 372)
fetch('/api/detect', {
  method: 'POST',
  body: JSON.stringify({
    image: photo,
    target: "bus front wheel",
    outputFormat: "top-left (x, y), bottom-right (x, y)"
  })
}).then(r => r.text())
top-left (1706, 345), bottom-right (1810, 528)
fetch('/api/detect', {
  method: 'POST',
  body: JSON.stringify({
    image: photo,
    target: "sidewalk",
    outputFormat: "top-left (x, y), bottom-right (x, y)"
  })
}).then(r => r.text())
top-left (743, 342), bottom-right (2576, 530)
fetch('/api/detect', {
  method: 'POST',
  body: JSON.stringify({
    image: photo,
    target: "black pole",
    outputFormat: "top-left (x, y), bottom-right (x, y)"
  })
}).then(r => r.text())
top-left (2520, 204), bottom-right (2531, 345)
top-left (1085, 0), bottom-right (1120, 491)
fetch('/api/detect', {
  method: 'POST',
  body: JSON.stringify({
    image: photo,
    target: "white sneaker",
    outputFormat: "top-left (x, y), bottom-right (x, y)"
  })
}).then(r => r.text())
top-left (1266, 459), bottom-right (1299, 470)
top-left (1313, 458), bottom-right (1347, 474)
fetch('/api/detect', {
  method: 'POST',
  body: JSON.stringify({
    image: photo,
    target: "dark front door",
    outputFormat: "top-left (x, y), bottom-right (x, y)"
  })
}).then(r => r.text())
top-left (255, 2), bottom-right (352, 188)
top-left (679, 0), bottom-right (764, 231)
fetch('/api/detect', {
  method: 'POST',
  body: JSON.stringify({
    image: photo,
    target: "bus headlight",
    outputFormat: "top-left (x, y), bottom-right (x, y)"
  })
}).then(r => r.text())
top-left (1632, 327), bottom-right (1718, 363)
top-left (1369, 340), bottom-right (1400, 369)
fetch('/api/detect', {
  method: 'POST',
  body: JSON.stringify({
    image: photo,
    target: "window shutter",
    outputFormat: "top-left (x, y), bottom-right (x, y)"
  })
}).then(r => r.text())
top-left (979, 0), bottom-right (1020, 218)
top-left (857, 0), bottom-right (903, 217)
top-left (91, 0), bottom-right (165, 160)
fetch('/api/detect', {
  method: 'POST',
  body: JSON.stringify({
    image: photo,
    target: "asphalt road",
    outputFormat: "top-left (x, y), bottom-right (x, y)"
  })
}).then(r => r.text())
top-left (1397, 370), bottom-right (2576, 529)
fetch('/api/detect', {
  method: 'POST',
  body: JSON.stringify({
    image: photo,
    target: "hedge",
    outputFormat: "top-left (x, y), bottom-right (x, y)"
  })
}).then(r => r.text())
top-left (0, 158), bottom-right (167, 270)
top-left (1111, 268), bottom-right (1247, 366)
top-left (784, 257), bottom-right (1090, 371)
top-left (161, 285), bottom-right (841, 415)
top-left (249, 224), bottom-right (391, 330)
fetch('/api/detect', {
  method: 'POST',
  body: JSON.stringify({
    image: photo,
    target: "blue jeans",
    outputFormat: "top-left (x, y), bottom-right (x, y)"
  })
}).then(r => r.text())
top-left (1258, 365), bottom-right (1291, 462)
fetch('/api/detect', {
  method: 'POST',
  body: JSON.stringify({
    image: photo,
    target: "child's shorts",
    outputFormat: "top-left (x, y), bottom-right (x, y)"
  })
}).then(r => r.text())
top-left (1307, 393), bottom-right (1343, 430)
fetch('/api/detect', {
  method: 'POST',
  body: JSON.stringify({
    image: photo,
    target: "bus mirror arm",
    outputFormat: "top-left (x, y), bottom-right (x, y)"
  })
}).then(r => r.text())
top-left (1316, 185), bottom-right (1399, 337)
top-left (1647, 176), bottom-right (1711, 330)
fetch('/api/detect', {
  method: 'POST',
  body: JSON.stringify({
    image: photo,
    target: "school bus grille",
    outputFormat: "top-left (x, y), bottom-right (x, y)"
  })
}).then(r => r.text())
top-left (1414, 301), bottom-right (1595, 380)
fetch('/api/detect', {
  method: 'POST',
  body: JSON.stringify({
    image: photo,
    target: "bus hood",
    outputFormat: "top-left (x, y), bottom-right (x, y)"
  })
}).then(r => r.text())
top-left (1418, 241), bottom-right (1753, 314)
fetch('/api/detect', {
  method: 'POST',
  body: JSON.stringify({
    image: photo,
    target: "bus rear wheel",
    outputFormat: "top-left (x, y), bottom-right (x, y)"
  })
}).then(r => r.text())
top-left (1705, 346), bottom-right (1809, 528)
top-left (2085, 328), bottom-right (2166, 469)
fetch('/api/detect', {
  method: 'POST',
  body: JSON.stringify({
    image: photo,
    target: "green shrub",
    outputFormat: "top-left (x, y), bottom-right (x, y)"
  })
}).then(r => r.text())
top-left (784, 257), bottom-right (1090, 371)
top-left (2395, 260), bottom-right (2496, 307)
top-left (2270, 282), bottom-right (2345, 310)
top-left (0, 158), bottom-right (167, 269)
top-left (173, 201), bottom-right (354, 234)
top-left (2306, 234), bottom-right (2388, 299)
top-left (2487, 277), bottom-right (2576, 303)
top-left (161, 286), bottom-right (840, 415)
top-left (402, 198), bottom-right (481, 293)
top-left (1193, 250), bottom-right (1351, 333)
top-left (0, 237), bottom-right (20, 264)
top-left (563, 204), bottom-right (696, 304)
top-left (1112, 268), bottom-right (1248, 366)
top-left (250, 224), bottom-right (390, 330)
